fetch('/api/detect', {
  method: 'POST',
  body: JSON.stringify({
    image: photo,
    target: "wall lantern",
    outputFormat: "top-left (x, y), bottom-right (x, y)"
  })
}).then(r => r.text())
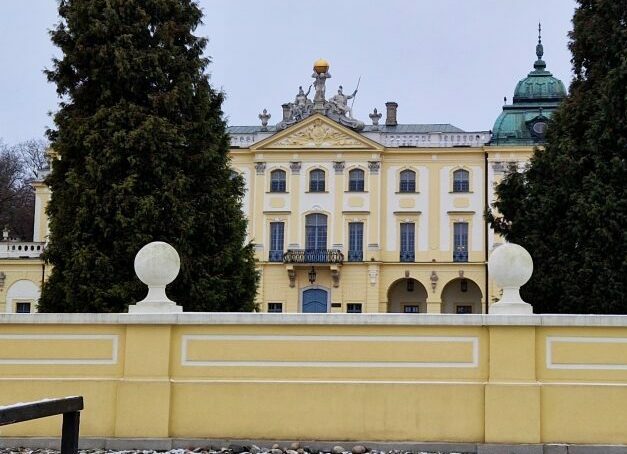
top-left (308, 267), bottom-right (317, 284)
top-left (461, 278), bottom-right (468, 293)
top-left (406, 279), bottom-right (414, 292)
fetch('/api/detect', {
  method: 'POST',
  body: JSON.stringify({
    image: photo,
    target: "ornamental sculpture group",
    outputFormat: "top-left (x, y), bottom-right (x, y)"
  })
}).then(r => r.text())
top-left (276, 59), bottom-right (365, 131)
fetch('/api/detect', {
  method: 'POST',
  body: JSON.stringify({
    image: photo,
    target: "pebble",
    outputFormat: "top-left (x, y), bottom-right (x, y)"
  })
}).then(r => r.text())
top-left (332, 447), bottom-right (344, 454)
top-left (352, 446), bottom-right (366, 454)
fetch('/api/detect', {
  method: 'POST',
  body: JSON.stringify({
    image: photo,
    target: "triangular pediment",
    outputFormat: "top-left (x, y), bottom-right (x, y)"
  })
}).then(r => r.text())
top-left (251, 115), bottom-right (382, 151)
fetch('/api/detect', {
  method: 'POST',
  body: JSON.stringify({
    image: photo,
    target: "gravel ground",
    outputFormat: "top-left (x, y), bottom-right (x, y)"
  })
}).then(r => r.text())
top-left (0, 445), bottom-right (470, 454)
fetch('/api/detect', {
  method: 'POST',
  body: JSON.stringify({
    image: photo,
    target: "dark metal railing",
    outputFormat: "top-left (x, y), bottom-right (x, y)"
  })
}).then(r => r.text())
top-left (453, 247), bottom-right (468, 262)
top-left (400, 251), bottom-right (415, 262)
top-left (347, 250), bottom-right (363, 262)
top-left (283, 249), bottom-right (344, 264)
top-left (0, 396), bottom-right (83, 454)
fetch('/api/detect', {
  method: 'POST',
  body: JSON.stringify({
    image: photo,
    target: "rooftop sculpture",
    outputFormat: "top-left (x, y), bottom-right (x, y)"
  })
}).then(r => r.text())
top-left (277, 59), bottom-right (364, 131)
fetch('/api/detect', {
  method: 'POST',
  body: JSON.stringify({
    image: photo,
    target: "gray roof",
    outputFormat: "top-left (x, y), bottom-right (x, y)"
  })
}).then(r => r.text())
top-left (227, 125), bottom-right (277, 134)
top-left (227, 123), bottom-right (465, 134)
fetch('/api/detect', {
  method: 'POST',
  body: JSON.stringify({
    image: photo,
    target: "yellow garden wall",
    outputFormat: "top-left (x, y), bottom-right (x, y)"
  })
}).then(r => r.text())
top-left (0, 313), bottom-right (625, 444)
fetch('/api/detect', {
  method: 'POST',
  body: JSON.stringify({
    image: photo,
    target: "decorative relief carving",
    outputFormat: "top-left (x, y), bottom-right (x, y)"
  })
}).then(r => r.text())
top-left (368, 267), bottom-right (378, 286)
top-left (287, 269), bottom-right (296, 288)
top-left (274, 119), bottom-right (363, 148)
top-left (368, 161), bottom-right (380, 174)
top-left (333, 161), bottom-right (345, 174)
top-left (491, 161), bottom-right (505, 173)
top-left (331, 268), bottom-right (340, 288)
top-left (255, 162), bottom-right (266, 175)
top-left (290, 161), bottom-right (301, 174)
top-left (430, 270), bottom-right (439, 293)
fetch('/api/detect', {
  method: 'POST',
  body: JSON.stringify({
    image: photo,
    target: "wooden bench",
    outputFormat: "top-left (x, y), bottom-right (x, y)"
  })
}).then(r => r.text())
top-left (0, 396), bottom-right (84, 454)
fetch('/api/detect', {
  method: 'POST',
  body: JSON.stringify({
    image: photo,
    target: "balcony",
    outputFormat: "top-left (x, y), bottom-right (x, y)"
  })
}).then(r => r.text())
top-left (400, 251), bottom-right (415, 262)
top-left (453, 246), bottom-right (468, 262)
top-left (347, 250), bottom-right (363, 262)
top-left (268, 250), bottom-right (284, 262)
top-left (283, 249), bottom-right (344, 264)
top-left (0, 242), bottom-right (46, 259)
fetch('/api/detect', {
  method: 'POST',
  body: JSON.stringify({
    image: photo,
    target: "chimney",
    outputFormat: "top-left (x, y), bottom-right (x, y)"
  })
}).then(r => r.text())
top-left (385, 102), bottom-right (398, 126)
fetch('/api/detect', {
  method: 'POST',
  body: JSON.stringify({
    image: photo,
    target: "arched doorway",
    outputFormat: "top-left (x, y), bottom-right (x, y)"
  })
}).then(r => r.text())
top-left (302, 287), bottom-right (329, 313)
top-left (387, 278), bottom-right (428, 313)
top-left (441, 278), bottom-right (482, 314)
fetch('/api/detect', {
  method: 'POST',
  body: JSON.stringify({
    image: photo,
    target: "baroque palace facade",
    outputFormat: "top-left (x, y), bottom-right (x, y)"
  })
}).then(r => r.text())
top-left (0, 33), bottom-right (566, 314)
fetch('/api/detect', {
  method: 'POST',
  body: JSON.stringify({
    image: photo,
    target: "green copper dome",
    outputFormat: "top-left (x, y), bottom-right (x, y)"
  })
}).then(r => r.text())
top-left (490, 25), bottom-right (567, 146)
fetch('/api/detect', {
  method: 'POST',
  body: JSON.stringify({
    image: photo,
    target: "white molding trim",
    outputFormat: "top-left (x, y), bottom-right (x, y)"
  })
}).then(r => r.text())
top-left (0, 313), bottom-right (626, 327)
top-left (546, 336), bottom-right (627, 370)
top-left (181, 334), bottom-right (479, 369)
top-left (0, 334), bottom-right (119, 365)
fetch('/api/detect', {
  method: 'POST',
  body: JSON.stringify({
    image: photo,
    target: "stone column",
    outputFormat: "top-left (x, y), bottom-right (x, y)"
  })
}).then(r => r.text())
top-left (484, 242), bottom-right (540, 444)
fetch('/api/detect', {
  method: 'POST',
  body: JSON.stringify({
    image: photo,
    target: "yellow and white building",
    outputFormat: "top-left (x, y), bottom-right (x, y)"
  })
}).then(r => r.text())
top-left (230, 41), bottom-right (565, 314)
top-left (0, 36), bottom-right (566, 314)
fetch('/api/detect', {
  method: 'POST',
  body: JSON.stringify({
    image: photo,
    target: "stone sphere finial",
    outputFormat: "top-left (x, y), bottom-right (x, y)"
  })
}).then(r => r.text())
top-left (488, 242), bottom-right (534, 315)
top-left (128, 241), bottom-right (183, 313)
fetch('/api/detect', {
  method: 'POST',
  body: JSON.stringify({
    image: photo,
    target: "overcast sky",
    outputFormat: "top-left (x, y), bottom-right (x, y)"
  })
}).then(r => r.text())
top-left (0, 0), bottom-right (577, 144)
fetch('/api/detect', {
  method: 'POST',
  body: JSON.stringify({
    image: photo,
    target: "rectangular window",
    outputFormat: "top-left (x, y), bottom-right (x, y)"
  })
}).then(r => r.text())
top-left (453, 222), bottom-right (468, 262)
top-left (400, 223), bottom-right (415, 262)
top-left (348, 170), bottom-right (365, 192)
top-left (270, 171), bottom-right (286, 192)
top-left (268, 302), bottom-right (283, 313)
top-left (269, 222), bottom-right (284, 262)
top-left (403, 305), bottom-right (419, 313)
top-left (347, 303), bottom-right (362, 313)
top-left (16, 302), bottom-right (31, 313)
top-left (456, 305), bottom-right (473, 314)
top-left (348, 222), bottom-right (363, 262)
top-left (309, 170), bottom-right (325, 192)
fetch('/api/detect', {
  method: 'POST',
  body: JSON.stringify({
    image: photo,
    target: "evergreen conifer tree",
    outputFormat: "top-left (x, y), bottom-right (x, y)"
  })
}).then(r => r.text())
top-left (488, 0), bottom-right (626, 313)
top-left (40, 0), bottom-right (258, 312)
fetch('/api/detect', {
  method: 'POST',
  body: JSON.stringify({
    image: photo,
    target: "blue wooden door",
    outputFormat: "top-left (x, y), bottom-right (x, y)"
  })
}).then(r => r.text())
top-left (302, 288), bottom-right (328, 313)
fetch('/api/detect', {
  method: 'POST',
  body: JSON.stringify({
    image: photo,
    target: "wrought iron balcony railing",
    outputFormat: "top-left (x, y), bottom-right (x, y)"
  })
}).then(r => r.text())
top-left (268, 250), bottom-right (284, 262)
top-left (453, 247), bottom-right (468, 262)
top-left (347, 250), bottom-right (363, 262)
top-left (283, 249), bottom-right (344, 264)
top-left (400, 251), bottom-right (415, 262)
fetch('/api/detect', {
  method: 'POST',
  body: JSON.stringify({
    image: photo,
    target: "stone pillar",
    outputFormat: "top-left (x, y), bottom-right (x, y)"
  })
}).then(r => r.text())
top-left (115, 324), bottom-right (173, 437)
top-left (484, 242), bottom-right (539, 444)
top-left (485, 325), bottom-right (540, 443)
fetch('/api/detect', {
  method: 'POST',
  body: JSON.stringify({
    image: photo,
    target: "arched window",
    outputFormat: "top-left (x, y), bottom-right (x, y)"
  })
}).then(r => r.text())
top-left (305, 213), bottom-right (327, 251)
top-left (399, 169), bottom-right (416, 193)
top-left (270, 169), bottom-right (286, 192)
top-left (309, 169), bottom-right (325, 192)
top-left (348, 169), bottom-right (365, 192)
top-left (453, 169), bottom-right (469, 192)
